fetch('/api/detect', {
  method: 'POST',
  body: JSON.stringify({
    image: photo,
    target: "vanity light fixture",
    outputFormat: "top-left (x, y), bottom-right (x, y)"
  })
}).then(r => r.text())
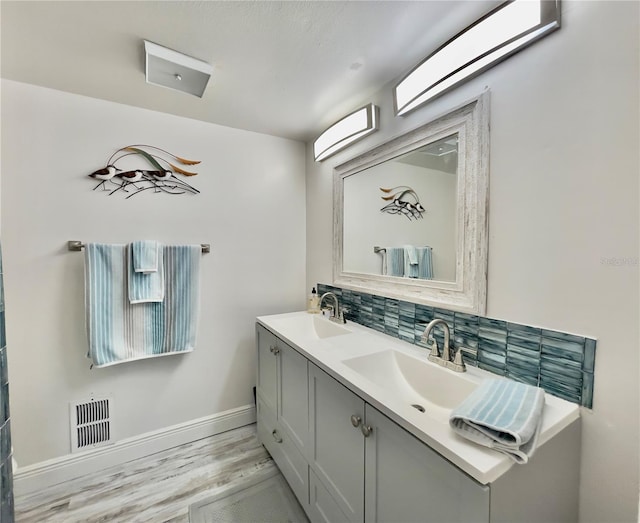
top-left (144, 40), bottom-right (213, 98)
top-left (394, 0), bottom-right (560, 116)
top-left (313, 104), bottom-right (379, 162)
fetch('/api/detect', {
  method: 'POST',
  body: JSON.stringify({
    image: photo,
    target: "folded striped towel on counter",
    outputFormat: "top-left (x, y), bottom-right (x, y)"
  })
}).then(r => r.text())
top-left (449, 379), bottom-right (545, 464)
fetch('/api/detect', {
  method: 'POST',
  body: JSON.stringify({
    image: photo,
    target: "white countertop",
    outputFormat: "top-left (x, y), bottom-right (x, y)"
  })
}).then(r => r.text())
top-left (257, 311), bottom-right (580, 485)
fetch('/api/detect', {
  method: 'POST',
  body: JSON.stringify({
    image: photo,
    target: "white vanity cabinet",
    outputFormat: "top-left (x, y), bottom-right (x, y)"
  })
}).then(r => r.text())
top-left (256, 320), bottom-right (580, 523)
top-left (308, 363), bottom-right (489, 523)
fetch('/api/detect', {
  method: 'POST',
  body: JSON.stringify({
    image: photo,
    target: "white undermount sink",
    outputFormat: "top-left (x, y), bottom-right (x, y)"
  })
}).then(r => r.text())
top-left (268, 313), bottom-right (352, 340)
top-left (342, 349), bottom-right (479, 422)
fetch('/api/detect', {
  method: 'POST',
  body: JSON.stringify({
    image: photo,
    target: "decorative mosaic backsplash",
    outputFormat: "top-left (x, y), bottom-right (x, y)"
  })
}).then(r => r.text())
top-left (0, 244), bottom-right (14, 521)
top-left (317, 284), bottom-right (596, 408)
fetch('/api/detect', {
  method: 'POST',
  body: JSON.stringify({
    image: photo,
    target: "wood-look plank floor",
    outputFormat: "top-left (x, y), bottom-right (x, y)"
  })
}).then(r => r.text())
top-left (15, 424), bottom-right (275, 523)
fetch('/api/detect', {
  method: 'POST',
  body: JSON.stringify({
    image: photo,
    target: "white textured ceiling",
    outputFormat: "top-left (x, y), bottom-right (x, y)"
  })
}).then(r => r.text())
top-left (1, 1), bottom-right (498, 142)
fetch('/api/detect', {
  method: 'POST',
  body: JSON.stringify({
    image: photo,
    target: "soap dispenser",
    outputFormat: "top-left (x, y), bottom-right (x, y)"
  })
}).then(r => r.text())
top-left (308, 287), bottom-right (320, 313)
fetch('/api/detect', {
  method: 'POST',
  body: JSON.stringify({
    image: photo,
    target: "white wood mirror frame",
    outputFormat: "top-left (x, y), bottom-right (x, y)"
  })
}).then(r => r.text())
top-left (333, 91), bottom-right (490, 314)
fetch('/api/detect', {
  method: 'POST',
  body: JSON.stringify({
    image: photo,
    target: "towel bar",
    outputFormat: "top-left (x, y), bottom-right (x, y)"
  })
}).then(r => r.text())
top-left (68, 241), bottom-right (210, 254)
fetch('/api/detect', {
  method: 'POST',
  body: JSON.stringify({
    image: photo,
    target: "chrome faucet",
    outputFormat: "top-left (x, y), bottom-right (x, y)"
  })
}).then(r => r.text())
top-left (319, 292), bottom-right (346, 324)
top-left (421, 319), bottom-right (466, 372)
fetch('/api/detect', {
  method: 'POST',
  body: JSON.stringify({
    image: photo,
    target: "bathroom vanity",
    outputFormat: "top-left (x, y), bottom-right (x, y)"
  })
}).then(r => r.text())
top-left (256, 312), bottom-right (581, 523)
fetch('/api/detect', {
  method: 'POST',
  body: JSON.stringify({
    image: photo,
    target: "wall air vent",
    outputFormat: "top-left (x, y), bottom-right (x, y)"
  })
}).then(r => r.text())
top-left (69, 397), bottom-right (113, 453)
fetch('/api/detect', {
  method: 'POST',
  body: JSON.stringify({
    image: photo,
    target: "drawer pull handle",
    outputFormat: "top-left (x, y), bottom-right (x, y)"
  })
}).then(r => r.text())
top-left (272, 429), bottom-right (283, 443)
top-left (361, 424), bottom-right (373, 438)
top-left (269, 346), bottom-right (280, 355)
top-left (350, 415), bottom-right (362, 428)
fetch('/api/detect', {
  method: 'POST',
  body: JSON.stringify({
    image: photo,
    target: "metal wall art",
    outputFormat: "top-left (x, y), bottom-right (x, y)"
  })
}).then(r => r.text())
top-left (380, 186), bottom-right (425, 220)
top-left (88, 145), bottom-right (201, 198)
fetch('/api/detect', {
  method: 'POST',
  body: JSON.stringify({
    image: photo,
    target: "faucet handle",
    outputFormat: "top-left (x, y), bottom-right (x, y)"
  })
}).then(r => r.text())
top-left (446, 348), bottom-right (466, 372)
top-left (321, 305), bottom-right (334, 317)
top-left (425, 337), bottom-right (440, 364)
top-left (427, 337), bottom-right (439, 357)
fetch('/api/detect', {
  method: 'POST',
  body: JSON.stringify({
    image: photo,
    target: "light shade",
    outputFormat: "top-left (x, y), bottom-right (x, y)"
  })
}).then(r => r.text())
top-left (394, 0), bottom-right (560, 116)
top-left (314, 104), bottom-right (379, 162)
top-left (144, 40), bottom-right (213, 98)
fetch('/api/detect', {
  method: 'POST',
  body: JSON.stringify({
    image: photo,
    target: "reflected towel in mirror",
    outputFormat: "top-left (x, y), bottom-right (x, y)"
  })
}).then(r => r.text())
top-left (384, 247), bottom-right (404, 277)
top-left (417, 246), bottom-right (433, 280)
top-left (403, 245), bottom-right (419, 278)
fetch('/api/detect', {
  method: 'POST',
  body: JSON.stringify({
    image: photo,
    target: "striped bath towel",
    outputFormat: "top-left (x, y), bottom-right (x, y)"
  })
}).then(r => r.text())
top-left (403, 245), bottom-right (419, 278)
top-left (84, 243), bottom-right (201, 367)
top-left (417, 246), bottom-right (433, 280)
top-left (449, 379), bottom-right (545, 463)
top-left (384, 247), bottom-right (404, 277)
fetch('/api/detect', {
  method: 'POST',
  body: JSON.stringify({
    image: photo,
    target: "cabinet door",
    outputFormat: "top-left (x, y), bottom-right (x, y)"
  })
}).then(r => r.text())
top-left (256, 324), bottom-right (278, 412)
top-left (279, 342), bottom-right (309, 454)
top-left (309, 363), bottom-right (365, 523)
top-left (309, 469), bottom-right (351, 523)
top-left (364, 405), bottom-right (490, 523)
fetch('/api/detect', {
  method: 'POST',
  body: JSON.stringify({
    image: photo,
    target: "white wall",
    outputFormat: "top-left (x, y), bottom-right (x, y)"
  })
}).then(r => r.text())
top-left (307, 2), bottom-right (639, 522)
top-left (1, 80), bottom-right (306, 466)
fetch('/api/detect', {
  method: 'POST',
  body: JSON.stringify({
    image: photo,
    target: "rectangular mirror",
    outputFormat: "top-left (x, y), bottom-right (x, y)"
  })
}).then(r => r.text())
top-left (334, 92), bottom-right (489, 314)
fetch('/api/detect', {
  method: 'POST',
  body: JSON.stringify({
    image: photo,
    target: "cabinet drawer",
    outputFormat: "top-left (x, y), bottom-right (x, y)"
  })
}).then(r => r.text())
top-left (256, 394), bottom-right (277, 453)
top-left (257, 396), bottom-right (309, 509)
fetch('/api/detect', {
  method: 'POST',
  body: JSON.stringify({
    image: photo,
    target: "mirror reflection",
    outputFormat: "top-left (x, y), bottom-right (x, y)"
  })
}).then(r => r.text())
top-left (342, 135), bottom-right (458, 282)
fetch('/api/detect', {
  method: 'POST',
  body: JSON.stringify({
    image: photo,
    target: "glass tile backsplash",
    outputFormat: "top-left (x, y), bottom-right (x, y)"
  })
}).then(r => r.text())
top-left (317, 283), bottom-right (595, 408)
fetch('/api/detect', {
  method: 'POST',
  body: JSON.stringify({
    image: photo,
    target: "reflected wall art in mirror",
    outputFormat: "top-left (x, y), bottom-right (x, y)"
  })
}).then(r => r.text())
top-left (334, 91), bottom-right (490, 314)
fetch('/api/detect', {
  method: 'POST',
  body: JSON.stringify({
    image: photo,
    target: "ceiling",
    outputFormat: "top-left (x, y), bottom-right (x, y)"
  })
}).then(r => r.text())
top-left (1, 1), bottom-right (499, 142)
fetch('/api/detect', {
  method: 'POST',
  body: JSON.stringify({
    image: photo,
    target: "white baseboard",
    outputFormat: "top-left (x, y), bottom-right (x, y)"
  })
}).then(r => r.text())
top-left (14, 404), bottom-right (256, 497)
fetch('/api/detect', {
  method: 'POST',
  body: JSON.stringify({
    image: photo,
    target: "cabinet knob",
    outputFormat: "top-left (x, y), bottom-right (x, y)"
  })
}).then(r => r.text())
top-left (269, 345), bottom-right (280, 355)
top-left (350, 415), bottom-right (362, 428)
top-left (272, 429), bottom-right (283, 443)
top-left (361, 424), bottom-right (373, 437)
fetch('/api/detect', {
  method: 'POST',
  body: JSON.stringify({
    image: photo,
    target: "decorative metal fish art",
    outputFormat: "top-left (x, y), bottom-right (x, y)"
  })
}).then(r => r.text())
top-left (88, 145), bottom-right (201, 198)
top-left (380, 186), bottom-right (425, 220)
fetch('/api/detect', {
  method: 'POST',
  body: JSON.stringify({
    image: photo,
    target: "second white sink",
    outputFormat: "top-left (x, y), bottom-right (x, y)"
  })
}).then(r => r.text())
top-left (268, 313), bottom-right (352, 340)
top-left (342, 349), bottom-right (479, 421)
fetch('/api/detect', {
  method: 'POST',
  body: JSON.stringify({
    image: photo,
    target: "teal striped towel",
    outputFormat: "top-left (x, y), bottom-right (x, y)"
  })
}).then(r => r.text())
top-left (403, 245), bottom-right (419, 278)
top-left (128, 243), bottom-right (164, 303)
top-left (417, 246), bottom-right (433, 280)
top-left (132, 240), bottom-right (159, 273)
top-left (385, 247), bottom-right (404, 277)
top-left (449, 379), bottom-right (545, 464)
top-left (85, 243), bottom-right (201, 367)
